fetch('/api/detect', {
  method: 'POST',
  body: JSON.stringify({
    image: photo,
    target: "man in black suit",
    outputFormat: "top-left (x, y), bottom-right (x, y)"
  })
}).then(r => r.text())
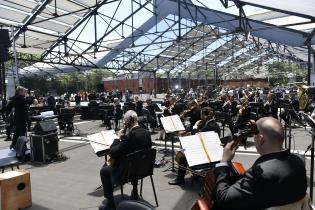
top-left (99, 110), bottom-right (152, 210)
top-left (9, 86), bottom-right (29, 150)
top-left (214, 117), bottom-right (307, 210)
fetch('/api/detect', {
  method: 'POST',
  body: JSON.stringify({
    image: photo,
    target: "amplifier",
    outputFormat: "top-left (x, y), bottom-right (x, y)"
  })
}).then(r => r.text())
top-left (30, 133), bottom-right (59, 163)
top-left (33, 120), bottom-right (57, 135)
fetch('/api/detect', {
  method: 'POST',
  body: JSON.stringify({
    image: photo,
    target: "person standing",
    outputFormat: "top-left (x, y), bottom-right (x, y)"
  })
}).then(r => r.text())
top-left (9, 86), bottom-right (28, 150)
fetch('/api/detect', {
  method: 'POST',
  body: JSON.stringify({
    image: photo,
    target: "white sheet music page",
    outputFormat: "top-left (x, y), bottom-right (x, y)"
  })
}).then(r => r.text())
top-left (179, 135), bottom-right (209, 167)
top-left (198, 131), bottom-right (223, 162)
top-left (171, 115), bottom-right (185, 131)
top-left (160, 115), bottom-right (185, 133)
top-left (101, 130), bottom-right (118, 146)
top-left (160, 116), bottom-right (176, 133)
top-left (88, 133), bottom-right (109, 154)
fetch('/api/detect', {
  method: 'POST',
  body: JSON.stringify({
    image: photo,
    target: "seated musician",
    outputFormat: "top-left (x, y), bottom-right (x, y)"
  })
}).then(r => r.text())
top-left (99, 110), bottom-right (152, 210)
top-left (264, 92), bottom-right (278, 119)
top-left (214, 117), bottom-right (307, 210)
top-left (145, 99), bottom-right (160, 131)
top-left (180, 100), bottom-right (201, 131)
top-left (168, 107), bottom-right (220, 185)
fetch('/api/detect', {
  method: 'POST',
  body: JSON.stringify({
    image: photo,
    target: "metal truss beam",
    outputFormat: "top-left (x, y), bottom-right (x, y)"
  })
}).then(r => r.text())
top-left (119, 20), bottom-right (179, 70)
top-left (70, 0), bottom-right (153, 67)
top-left (12, 0), bottom-right (52, 41)
top-left (41, 0), bottom-right (109, 60)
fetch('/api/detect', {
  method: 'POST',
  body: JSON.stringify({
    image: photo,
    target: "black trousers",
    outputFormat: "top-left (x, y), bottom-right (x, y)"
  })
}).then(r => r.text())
top-left (12, 124), bottom-right (27, 149)
top-left (177, 155), bottom-right (188, 180)
top-left (100, 165), bottom-right (138, 202)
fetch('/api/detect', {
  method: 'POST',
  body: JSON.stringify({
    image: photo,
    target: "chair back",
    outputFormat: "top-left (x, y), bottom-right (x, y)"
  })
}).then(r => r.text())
top-left (117, 200), bottom-right (154, 210)
top-left (124, 149), bottom-right (156, 183)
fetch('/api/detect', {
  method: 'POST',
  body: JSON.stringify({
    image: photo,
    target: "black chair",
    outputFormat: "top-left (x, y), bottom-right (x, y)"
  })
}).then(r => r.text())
top-left (119, 149), bottom-right (158, 207)
top-left (58, 108), bottom-right (75, 135)
top-left (117, 200), bottom-right (154, 210)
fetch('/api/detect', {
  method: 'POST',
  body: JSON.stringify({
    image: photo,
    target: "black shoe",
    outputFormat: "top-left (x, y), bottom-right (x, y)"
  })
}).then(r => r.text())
top-left (99, 203), bottom-right (115, 210)
top-left (9, 144), bottom-right (15, 150)
top-left (168, 178), bottom-right (185, 185)
top-left (131, 190), bottom-right (139, 200)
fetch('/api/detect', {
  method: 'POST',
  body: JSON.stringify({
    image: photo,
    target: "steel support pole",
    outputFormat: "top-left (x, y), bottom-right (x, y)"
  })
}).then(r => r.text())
top-left (167, 71), bottom-right (170, 92)
top-left (308, 44), bottom-right (312, 85)
top-left (153, 71), bottom-right (157, 98)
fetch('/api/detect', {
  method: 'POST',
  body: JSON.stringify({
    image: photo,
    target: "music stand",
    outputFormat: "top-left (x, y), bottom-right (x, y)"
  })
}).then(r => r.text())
top-left (214, 111), bottom-right (233, 137)
top-left (300, 112), bottom-right (315, 200)
top-left (283, 103), bottom-right (305, 150)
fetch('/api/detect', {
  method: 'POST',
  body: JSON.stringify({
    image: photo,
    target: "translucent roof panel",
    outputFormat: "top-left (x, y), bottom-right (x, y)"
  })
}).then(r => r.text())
top-left (236, 0), bottom-right (315, 19)
top-left (0, 6), bottom-right (28, 23)
top-left (0, 0), bottom-right (37, 13)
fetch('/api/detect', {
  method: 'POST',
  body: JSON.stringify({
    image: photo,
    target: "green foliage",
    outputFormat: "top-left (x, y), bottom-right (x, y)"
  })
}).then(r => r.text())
top-left (20, 69), bottom-right (112, 95)
top-left (267, 61), bottom-right (307, 86)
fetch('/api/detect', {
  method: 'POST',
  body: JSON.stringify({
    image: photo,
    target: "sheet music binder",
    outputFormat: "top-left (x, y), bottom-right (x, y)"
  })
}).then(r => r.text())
top-left (87, 130), bottom-right (119, 156)
top-left (179, 131), bottom-right (223, 169)
top-left (160, 115), bottom-right (185, 133)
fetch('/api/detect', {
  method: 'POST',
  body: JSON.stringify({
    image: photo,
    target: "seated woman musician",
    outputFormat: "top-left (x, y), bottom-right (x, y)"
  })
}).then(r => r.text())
top-left (168, 107), bottom-right (220, 185)
top-left (214, 117), bottom-right (307, 210)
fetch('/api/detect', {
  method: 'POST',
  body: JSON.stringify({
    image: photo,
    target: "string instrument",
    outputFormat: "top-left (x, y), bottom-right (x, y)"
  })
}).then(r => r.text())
top-left (191, 162), bottom-right (246, 210)
top-left (107, 121), bottom-right (131, 166)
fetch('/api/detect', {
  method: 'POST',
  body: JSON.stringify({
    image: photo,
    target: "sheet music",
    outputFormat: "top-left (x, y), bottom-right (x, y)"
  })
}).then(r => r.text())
top-left (198, 132), bottom-right (223, 162)
top-left (88, 130), bottom-right (119, 154)
top-left (179, 131), bottom-right (223, 167)
top-left (160, 115), bottom-right (185, 133)
top-left (180, 135), bottom-right (209, 166)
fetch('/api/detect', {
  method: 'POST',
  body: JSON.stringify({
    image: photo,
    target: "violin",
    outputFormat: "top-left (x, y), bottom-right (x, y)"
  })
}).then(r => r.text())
top-left (107, 118), bottom-right (133, 166)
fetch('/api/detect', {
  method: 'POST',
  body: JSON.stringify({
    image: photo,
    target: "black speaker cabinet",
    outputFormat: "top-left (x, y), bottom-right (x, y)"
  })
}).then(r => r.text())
top-left (33, 120), bottom-right (57, 135)
top-left (30, 133), bottom-right (59, 163)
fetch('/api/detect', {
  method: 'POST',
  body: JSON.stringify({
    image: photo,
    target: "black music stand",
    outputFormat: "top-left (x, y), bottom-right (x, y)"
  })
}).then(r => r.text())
top-left (162, 132), bottom-right (177, 172)
top-left (249, 102), bottom-right (263, 118)
top-left (283, 103), bottom-right (305, 150)
top-left (300, 112), bottom-right (315, 200)
top-left (214, 111), bottom-right (233, 137)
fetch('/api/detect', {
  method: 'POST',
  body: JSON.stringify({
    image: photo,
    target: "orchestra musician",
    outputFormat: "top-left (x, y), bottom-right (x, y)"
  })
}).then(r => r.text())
top-left (180, 100), bottom-right (201, 131)
top-left (264, 92), bottom-right (278, 119)
top-left (168, 107), bottom-right (220, 185)
top-left (214, 117), bottom-right (307, 210)
top-left (99, 110), bottom-right (152, 210)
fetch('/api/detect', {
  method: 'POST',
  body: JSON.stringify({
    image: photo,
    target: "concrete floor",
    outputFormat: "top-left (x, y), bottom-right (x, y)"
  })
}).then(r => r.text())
top-left (0, 117), bottom-right (314, 210)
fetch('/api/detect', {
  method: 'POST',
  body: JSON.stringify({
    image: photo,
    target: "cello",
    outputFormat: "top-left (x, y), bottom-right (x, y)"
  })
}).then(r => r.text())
top-left (191, 120), bottom-right (257, 210)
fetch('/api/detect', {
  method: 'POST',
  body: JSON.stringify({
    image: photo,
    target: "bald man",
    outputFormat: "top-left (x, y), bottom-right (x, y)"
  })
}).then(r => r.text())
top-left (214, 117), bottom-right (307, 210)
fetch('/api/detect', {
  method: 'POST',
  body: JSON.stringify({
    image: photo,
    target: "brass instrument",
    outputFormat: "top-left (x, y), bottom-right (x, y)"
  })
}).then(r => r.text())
top-left (239, 97), bottom-right (249, 115)
top-left (298, 85), bottom-right (309, 110)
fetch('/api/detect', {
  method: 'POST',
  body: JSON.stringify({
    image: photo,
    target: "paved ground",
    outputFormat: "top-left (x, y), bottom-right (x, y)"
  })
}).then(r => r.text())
top-left (0, 115), bottom-right (314, 210)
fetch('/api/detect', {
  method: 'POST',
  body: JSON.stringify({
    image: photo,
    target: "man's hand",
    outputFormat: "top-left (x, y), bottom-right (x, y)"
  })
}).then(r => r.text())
top-left (222, 141), bottom-right (238, 162)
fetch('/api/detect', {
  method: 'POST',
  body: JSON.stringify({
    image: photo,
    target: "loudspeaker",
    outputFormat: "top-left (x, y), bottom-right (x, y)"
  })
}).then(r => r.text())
top-left (33, 120), bottom-right (57, 135)
top-left (30, 133), bottom-right (59, 163)
top-left (0, 29), bottom-right (11, 49)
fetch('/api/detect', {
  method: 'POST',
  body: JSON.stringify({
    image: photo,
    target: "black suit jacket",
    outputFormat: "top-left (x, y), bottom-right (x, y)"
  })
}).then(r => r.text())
top-left (12, 95), bottom-right (28, 126)
top-left (109, 125), bottom-right (152, 183)
top-left (214, 150), bottom-right (307, 210)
